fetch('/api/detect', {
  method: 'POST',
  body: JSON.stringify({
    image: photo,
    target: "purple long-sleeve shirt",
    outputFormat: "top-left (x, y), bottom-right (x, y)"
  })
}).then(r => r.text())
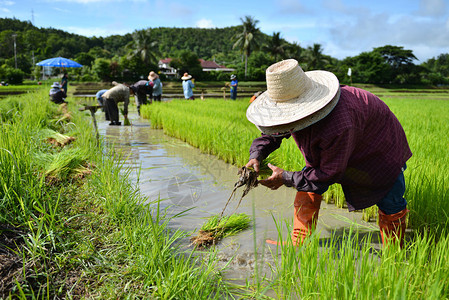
top-left (249, 85), bottom-right (412, 211)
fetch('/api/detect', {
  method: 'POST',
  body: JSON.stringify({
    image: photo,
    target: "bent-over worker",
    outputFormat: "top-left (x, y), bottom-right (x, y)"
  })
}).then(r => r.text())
top-left (245, 59), bottom-right (412, 248)
top-left (102, 82), bottom-right (132, 126)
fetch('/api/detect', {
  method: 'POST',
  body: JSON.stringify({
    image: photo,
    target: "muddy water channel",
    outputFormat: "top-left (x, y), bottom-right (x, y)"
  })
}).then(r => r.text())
top-left (97, 110), bottom-right (379, 281)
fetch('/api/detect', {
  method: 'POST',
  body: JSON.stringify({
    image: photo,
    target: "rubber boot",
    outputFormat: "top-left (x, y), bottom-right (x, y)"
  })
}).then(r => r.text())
top-left (267, 192), bottom-right (322, 246)
top-left (378, 208), bottom-right (408, 248)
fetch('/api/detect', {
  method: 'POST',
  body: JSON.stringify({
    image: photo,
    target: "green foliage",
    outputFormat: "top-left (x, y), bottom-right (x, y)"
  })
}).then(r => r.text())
top-left (201, 213), bottom-right (251, 238)
top-left (170, 50), bottom-right (202, 78)
top-left (1, 17), bottom-right (449, 85)
top-left (0, 64), bottom-right (25, 83)
top-left (91, 58), bottom-right (112, 82)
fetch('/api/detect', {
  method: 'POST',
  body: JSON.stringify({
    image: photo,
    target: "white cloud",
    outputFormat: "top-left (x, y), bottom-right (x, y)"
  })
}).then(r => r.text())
top-left (0, 0), bottom-right (14, 5)
top-left (62, 26), bottom-right (130, 37)
top-left (1, 8), bottom-right (11, 13)
top-left (196, 18), bottom-right (214, 28)
top-left (327, 10), bottom-right (449, 61)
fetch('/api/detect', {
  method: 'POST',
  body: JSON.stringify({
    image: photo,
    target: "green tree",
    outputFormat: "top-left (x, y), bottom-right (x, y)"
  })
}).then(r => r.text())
top-left (126, 29), bottom-right (160, 68)
top-left (373, 45), bottom-right (417, 83)
top-left (75, 52), bottom-right (95, 67)
top-left (286, 41), bottom-right (305, 64)
top-left (170, 50), bottom-right (202, 79)
top-left (92, 58), bottom-right (111, 82)
top-left (347, 51), bottom-right (391, 84)
top-left (304, 43), bottom-right (328, 70)
top-left (263, 32), bottom-right (288, 63)
top-left (232, 16), bottom-right (263, 78)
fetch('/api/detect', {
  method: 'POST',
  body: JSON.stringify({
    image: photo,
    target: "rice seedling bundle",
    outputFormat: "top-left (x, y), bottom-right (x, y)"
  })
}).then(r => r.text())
top-left (190, 213), bottom-right (251, 248)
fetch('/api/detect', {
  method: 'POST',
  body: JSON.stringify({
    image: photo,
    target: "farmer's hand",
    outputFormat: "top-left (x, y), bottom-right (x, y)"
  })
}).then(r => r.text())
top-left (259, 163), bottom-right (285, 190)
top-left (245, 158), bottom-right (260, 174)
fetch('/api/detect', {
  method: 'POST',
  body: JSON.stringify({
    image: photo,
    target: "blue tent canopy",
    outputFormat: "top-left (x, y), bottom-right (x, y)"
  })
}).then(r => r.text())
top-left (36, 57), bottom-right (83, 68)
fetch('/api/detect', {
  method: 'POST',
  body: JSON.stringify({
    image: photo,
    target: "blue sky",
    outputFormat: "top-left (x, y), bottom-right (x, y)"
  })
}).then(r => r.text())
top-left (2, 0), bottom-right (449, 62)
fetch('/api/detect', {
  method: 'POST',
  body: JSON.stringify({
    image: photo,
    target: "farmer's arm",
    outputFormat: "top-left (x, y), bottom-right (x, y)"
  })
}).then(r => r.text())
top-left (282, 129), bottom-right (355, 194)
top-left (246, 133), bottom-right (288, 173)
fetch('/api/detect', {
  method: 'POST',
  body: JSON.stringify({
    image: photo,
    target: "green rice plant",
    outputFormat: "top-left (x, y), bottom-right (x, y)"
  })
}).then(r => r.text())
top-left (190, 213), bottom-right (251, 249)
top-left (262, 215), bottom-right (449, 299)
top-left (202, 213), bottom-right (251, 237)
top-left (33, 148), bottom-right (91, 182)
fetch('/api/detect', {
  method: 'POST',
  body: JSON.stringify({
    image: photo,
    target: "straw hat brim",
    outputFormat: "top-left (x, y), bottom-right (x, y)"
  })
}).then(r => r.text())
top-left (181, 75), bottom-right (192, 80)
top-left (246, 70), bottom-right (339, 128)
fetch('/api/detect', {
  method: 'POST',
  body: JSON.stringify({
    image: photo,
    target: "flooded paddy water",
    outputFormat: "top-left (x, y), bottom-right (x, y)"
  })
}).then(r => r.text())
top-left (96, 108), bottom-right (381, 281)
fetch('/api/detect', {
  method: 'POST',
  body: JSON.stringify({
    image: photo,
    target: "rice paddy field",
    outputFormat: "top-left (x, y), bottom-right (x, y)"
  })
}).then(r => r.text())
top-left (141, 89), bottom-right (449, 231)
top-left (1, 85), bottom-right (449, 298)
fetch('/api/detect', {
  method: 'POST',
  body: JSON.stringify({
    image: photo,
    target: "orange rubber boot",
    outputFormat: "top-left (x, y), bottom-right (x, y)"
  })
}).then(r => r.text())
top-left (267, 192), bottom-right (322, 246)
top-left (378, 208), bottom-right (409, 248)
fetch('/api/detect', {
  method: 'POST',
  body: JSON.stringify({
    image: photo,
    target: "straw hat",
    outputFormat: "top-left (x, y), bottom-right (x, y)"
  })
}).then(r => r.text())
top-left (51, 82), bottom-right (61, 88)
top-left (246, 59), bottom-right (340, 135)
top-left (181, 72), bottom-right (192, 80)
top-left (148, 71), bottom-right (159, 80)
top-left (230, 74), bottom-right (236, 80)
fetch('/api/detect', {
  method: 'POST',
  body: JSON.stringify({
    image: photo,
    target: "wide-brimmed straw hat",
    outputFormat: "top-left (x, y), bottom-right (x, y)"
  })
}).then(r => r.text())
top-left (246, 59), bottom-right (340, 135)
top-left (51, 82), bottom-right (61, 88)
top-left (148, 71), bottom-right (159, 80)
top-left (181, 72), bottom-right (192, 80)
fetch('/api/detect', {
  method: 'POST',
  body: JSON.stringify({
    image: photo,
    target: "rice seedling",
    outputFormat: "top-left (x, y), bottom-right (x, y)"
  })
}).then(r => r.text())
top-left (39, 128), bottom-right (76, 147)
top-left (190, 213), bottom-right (251, 248)
top-left (120, 108), bottom-right (131, 126)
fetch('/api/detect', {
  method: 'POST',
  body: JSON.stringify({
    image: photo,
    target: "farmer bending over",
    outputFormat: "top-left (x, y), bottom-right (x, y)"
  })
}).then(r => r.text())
top-left (102, 82), bottom-right (133, 126)
top-left (245, 59), bottom-right (412, 248)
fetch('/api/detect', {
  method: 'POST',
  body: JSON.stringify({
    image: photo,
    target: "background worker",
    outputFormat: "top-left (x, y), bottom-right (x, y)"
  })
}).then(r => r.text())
top-left (101, 82), bottom-right (132, 126)
top-left (60, 73), bottom-right (68, 94)
top-left (230, 74), bottom-right (238, 100)
top-left (95, 89), bottom-right (109, 120)
top-left (181, 72), bottom-right (195, 100)
top-left (49, 82), bottom-right (67, 104)
top-left (148, 71), bottom-right (162, 102)
top-left (245, 59), bottom-right (412, 248)
top-left (130, 79), bottom-right (152, 116)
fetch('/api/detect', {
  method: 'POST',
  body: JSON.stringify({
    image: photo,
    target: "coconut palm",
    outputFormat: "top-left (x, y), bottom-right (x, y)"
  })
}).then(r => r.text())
top-left (126, 29), bottom-right (160, 67)
top-left (305, 43), bottom-right (328, 70)
top-left (232, 16), bottom-right (263, 78)
top-left (263, 32), bottom-right (288, 63)
top-left (286, 41), bottom-right (305, 63)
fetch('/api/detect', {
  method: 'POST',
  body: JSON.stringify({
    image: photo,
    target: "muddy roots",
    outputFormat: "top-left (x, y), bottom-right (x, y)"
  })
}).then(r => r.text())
top-left (190, 230), bottom-right (221, 248)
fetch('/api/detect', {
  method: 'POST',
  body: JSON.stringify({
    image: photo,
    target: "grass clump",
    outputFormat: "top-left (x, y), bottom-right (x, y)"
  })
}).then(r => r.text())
top-left (191, 213), bottom-right (251, 248)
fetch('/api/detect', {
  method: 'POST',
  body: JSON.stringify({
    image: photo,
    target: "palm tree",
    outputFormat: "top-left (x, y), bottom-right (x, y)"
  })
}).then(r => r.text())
top-left (286, 41), bottom-right (305, 63)
top-left (126, 29), bottom-right (160, 67)
top-left (263, 32), bottom-right (288, 63)
top-left (305, 43), bottom-right (328, 70)
top-left (232, 16), bottom-right (263, 78)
